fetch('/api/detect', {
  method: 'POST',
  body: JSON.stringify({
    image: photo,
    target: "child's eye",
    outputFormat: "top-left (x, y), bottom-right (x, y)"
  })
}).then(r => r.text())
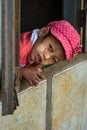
top-left (52, 57), bottom-right (57, 63)
top-left (49, 44), bottom-right (53, 52)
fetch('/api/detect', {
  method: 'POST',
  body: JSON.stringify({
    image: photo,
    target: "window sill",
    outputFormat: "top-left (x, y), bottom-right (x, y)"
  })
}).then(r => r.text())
top-left (19, 52), bottom-right (87, 92)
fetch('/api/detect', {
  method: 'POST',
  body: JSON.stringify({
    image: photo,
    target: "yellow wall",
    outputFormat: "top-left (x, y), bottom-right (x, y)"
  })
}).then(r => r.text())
top-left (0, 60), bottom-right (87, 130)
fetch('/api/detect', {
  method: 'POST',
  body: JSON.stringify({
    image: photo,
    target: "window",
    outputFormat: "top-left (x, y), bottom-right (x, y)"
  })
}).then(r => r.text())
top-left (1, 0), bottom-right (87, 115)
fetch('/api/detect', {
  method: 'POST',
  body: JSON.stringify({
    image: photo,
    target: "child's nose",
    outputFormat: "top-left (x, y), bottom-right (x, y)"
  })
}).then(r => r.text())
top-left (44, 53), bottom-right (51, 60)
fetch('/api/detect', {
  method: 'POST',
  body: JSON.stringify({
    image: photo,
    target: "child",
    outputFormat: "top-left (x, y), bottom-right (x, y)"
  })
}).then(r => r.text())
top-left (20, 20), bottom-right (82, 86)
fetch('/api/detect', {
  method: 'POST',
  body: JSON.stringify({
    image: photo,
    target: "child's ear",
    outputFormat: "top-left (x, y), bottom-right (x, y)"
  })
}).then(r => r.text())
top-left (39, 26), bottom-right (50, 37)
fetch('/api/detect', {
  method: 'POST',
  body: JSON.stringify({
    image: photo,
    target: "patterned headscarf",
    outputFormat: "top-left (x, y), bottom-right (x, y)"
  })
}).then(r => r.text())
top-left (48, 20), bottom-right (82, 59)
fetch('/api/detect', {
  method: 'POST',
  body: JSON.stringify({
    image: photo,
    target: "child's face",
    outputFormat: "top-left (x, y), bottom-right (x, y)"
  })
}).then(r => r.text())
top-left (30, 27), bottom-right (65, 65)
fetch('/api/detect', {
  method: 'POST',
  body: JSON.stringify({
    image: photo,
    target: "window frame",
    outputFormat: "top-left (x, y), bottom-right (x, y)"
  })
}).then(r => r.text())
top-left (1, 0), bottom-right (20, 115)
top-left (1, 0), bottom-right (87, 115)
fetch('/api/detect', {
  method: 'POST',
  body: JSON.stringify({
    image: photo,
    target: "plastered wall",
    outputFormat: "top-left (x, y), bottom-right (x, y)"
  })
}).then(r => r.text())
top-left (52, 61), bottom-right (87, 130)
top-left (0, 60), bottom-right (87, 130)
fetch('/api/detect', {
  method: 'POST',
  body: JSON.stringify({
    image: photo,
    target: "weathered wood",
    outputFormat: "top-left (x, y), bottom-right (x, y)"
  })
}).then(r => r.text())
top-left (2, 0), bottom-right (20, 115)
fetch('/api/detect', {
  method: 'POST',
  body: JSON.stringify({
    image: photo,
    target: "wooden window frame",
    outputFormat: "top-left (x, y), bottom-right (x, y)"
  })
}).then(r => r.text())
top-left (1, 0), bottom-right (20, 115)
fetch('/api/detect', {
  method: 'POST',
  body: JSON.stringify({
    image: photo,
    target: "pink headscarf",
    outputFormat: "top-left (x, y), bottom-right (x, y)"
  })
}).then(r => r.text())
top-left (48, 20), bottom-right (82, 59)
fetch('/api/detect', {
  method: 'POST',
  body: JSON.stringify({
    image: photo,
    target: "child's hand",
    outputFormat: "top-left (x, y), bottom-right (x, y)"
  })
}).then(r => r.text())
top-left (21, 66), bottom-right (44, 86)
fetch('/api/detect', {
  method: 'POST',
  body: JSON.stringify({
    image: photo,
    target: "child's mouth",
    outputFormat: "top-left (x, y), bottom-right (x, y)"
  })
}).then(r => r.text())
top-left (34, 54), bottom-right (42, 63)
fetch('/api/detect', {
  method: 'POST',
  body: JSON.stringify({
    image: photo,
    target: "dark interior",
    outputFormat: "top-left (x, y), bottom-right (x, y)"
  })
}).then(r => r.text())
top-left (21, 0), bottom-right (62, 32)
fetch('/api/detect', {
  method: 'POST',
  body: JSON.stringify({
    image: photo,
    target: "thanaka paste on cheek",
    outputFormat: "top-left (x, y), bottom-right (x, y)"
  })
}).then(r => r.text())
top-left (37, 44), bottom-right (45, 52)
top-left (42, 54), bottom-right (51, 65)
top-left (37, 44), bottom-right (50, 59)
top-left (37, 44), bottom-right (51, 65)
top-left (45, 54), bottom-right (50, 59)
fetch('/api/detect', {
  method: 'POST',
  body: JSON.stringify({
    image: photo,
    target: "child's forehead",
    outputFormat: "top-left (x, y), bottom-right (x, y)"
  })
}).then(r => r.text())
top-left (46, 34), bottom-right (61, 46)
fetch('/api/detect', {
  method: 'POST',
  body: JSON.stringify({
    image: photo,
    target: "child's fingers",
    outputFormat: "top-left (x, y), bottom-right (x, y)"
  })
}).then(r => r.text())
top-left (40, 75), bottom-right (45, 79)
top-left (32, 73), bottom-right (45, 84)
top-left (29, 81), bottom-right (34, 86)
top-left (37, 68), bottom-right (42, 73)
top-left (37, 73), bottom-right (45, 79)
top-left (29, 80), bottom-right (38, 86)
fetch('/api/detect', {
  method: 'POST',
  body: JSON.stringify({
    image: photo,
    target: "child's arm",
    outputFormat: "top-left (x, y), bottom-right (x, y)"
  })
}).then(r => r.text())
top-left (20, 64), bottom-right (44, 86)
